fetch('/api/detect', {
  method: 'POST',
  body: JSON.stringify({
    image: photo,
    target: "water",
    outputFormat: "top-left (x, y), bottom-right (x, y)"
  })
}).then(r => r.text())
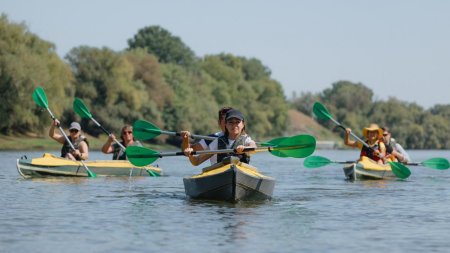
top-left (1, 150), bottom-right (450, 253)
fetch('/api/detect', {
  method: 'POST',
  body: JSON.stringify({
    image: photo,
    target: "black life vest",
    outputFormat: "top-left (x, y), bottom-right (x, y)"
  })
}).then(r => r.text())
top-left (216, 134), bottom-right (251, 164)
top-left (360, 140), bottom-right (382, 162)
top-left (61, 136), bottom-right (88, 161)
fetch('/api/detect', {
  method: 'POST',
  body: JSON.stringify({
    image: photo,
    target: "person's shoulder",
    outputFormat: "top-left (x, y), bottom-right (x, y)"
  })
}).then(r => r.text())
top-left (133, 140), bottom-right (143, 147)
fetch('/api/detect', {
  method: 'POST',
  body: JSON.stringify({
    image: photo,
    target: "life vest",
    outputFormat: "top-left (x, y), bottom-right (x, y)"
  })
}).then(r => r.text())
top-left (217, 134), bottom-right (251, 164)
top-left (61, 136), bottom-right (88, 161)
top-left (360, 140), bottom-right (383, 162)
top-left (204, 132), bottom-right (221, 146)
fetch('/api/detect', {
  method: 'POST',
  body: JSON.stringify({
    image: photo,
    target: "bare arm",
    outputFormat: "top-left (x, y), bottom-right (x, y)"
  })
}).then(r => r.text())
top-left (101, 134), bottom-right (116, 154)
top-left (344, 128), bottom-right (358, 148)
top-left (181, 131), bottom-right (212, 166)
top-left (48, 119), bottom-right (65, 144)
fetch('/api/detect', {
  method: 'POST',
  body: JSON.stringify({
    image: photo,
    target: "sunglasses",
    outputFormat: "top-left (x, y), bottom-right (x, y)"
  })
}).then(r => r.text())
top-left (69, 129), bottom-right (79, 133)
top-left (122, 131), bottom-right (133, 135)
top-left (383, 133), bottom-right (390, 136)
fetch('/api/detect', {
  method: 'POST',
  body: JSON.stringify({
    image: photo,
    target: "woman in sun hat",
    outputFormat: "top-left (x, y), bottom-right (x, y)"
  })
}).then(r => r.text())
top-left (344, 123), bottom-right (386, 164)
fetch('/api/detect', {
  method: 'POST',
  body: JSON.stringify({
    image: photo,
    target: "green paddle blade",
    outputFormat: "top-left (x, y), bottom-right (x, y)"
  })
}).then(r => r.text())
top-left (126, 146), bottom-right (160, 166)
top-left (389, 162), bottom-right (411, 179)
top-left (86, 167), bottom-right (97, 178)
top-left (422, 158), bottom-right (450, 170)
top-left (133, 120), bottom-right (162, 140)
top-left (260, 136), bottom-right (289, 157)
top-left (73, 98), bottom-right (92, 119)
top-left (32, 87), bottom-right (49, 109)
top-left (273, 134), bottom-right (316, 158)
top-left (303, 156), bottom-right (333, 168)
top-left (313, 102), bottom-right (333, 120)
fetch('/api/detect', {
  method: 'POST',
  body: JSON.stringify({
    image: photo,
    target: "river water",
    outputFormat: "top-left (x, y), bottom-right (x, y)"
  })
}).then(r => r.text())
top-left (1, 149), bottom-right (450, 253)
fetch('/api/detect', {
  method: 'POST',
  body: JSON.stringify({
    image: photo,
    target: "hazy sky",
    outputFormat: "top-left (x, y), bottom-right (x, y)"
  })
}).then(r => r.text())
top-left (2, 0), bottom-right (449, 108)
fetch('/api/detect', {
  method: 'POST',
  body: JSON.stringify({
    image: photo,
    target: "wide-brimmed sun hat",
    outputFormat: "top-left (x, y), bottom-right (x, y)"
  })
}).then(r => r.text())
top-left (362, 123), bottom-right (382, 138)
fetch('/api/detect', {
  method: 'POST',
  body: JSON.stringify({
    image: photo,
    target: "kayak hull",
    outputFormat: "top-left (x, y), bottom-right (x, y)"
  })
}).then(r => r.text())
top-left (343, 156), bottom-right (395, 180)
top-left (16, 153), bottom-right (162, 178)
top-left (183, 157), bottom-right (275, 202)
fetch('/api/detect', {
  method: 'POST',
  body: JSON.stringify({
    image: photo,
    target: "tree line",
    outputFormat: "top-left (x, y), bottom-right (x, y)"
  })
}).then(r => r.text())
top-left (1, 15), bottom-right (448, 149)
top-left (0, 15), bottom-right (287, 145)
top-left (291, 81), bottom-right (450, 149)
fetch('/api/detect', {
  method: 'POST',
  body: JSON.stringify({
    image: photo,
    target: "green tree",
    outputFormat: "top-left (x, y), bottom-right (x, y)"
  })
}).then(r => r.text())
top-left (128, 26), bottom-right (197, 69)
top-left (0, 15), bottom-right (72, 135)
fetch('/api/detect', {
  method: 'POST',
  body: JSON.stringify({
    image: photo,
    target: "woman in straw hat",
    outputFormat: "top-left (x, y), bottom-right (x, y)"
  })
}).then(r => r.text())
top-left (344, 123), bottom-right (386, 164)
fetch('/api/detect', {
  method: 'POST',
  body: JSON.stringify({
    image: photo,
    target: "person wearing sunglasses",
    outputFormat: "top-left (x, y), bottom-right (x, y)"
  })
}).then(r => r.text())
top-left (381, 126), bottom-right (410, 164)
top-left (49, 120), bottom-right (89, 161)
top-left (101, 124), bottom-right (142, 160)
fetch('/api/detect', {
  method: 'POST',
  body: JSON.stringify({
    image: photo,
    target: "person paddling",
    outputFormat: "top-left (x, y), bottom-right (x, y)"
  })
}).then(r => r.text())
top-left (344, 123), bottom-right (386, 164)
top-left (382, 126), bottom-right (410, 164)
top-left (101, 124), bottom-right (142, 160)
top-left (49, 120), bottom-right (89, 161)
top-left (180, 106), bottom-right (232, 165)
top-left (183, 109), bottom-right (256, 165)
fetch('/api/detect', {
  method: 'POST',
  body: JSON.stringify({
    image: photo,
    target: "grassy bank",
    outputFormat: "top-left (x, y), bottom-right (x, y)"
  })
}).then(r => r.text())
top-left (0, 134), bottom-right (174, 151)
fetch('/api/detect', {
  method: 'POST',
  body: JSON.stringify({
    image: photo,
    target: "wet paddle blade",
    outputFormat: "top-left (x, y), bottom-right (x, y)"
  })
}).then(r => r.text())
top-left (133, 120), bottom-right (162, 140)
top-left (422, 158), bottom-right (450, 170)
top-left (389, 162), bottom-right (411, 179)
top-left (86, 167), bottom-right (97, 178)
top-left (32, 87), bottom-right (49, 109)
top-left (260, 136), bottom-right (289, 157)
top-left (303, 156), bottom-right (333, 168)
top-left (273, 134), bottom-right (316, 158)
top-left (313, 102), bottom-right (333, 120)
top-left (73, 98), bottom-right (92, 119)
top-left (126, 146), bottom-right (160, 166)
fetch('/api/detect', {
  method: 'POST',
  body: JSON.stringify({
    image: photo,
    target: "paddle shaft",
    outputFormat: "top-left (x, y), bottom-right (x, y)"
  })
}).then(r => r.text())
top-left (90, 117), bottom-right (127, 150)
top-left (153, 145), bottom-right (312, 158)
top-left (159, 129), bottom-right (216, 141)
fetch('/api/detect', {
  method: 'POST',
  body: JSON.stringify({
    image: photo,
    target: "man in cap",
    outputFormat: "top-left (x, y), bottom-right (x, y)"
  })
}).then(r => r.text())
top-left (49, 119), bottom-right (89, 161)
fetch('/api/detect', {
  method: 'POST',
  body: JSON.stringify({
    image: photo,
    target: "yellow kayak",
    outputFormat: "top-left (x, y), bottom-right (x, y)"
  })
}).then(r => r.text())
top-left (343, 156), bottom-right (395, 180)
top-left (17, 153), bottom-right (162, 178)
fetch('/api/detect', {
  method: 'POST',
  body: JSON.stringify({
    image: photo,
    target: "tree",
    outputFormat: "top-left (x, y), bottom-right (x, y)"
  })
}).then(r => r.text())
top-left (128, 26), bottom-right (197, 69)
top-left (0, 15), bottom-right (72, 135)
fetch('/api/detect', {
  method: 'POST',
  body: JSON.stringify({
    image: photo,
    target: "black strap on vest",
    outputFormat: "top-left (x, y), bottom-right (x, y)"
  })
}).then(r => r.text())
top-left (216, 135), bottom-right (250, 164)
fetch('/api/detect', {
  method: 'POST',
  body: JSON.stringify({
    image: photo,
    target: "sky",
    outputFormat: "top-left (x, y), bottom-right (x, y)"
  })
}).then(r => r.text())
top-left (2, 0), bottom-right (449, 109)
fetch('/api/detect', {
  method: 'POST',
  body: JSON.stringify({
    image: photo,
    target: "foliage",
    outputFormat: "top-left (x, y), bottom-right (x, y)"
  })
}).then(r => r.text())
top-left (0, 15), bottom-right (72, 135)
top-left (291, 81), bottom-right (450, 149)
top-left (127, 25), bottom-right (197, 69)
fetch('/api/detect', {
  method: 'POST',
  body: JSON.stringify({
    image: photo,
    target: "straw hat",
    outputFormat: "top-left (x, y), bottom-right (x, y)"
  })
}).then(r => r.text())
top-left (362, 123), bottom-right (383, 138)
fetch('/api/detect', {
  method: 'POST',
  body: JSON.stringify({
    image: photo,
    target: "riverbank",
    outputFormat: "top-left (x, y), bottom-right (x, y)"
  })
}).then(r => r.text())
top-left (0, 134), bottom-right (174, 151)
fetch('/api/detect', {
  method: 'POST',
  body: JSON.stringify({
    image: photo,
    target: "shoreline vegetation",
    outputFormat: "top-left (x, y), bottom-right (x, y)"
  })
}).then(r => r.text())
top-left (0, 134), bottom-right (174, 151)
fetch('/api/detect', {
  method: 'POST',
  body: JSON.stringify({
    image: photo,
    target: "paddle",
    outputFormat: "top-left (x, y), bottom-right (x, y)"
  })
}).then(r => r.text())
top-left (407, 158), bottom-right (450, 170)
top-left (304, 156), bottom-right (355, 168)
top-left (304, 155), bottom-right (449, 171)
top-left (312, 102), bottom-right (411, 179)
top-left (33, 87), bottom-right (96, 178)
top-left (133, 119), bottom-right (217, 141)
top-left (126, 134), bottom-right (316, 166)
top-left (73, 98), bottom-right (158, 176)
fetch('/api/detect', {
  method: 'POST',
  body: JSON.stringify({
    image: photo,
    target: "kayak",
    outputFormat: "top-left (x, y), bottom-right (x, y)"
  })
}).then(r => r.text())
top-left (343, 156), bottom-right (395, 180)
top-left (183, 157), bottom-right (275, 202)
top-left (16, 153), bottom-right (162, 178)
